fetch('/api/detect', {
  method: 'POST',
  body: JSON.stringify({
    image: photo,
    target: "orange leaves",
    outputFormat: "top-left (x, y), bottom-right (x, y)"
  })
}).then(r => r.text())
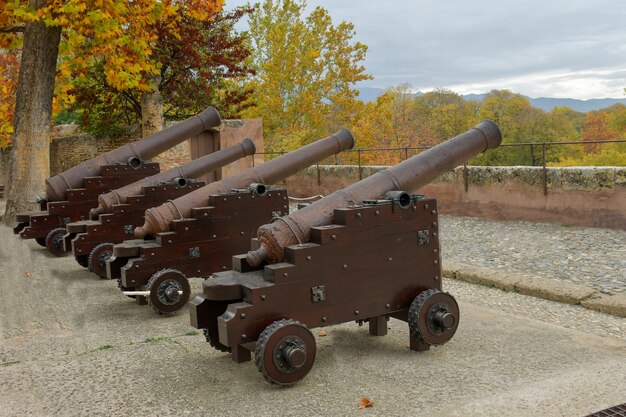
top-left (358, 397), bottom-right (374, 409)
top-left (2, 0), bottom-right (225, 104)
top-left (0, 50), bottom-right (19, 148)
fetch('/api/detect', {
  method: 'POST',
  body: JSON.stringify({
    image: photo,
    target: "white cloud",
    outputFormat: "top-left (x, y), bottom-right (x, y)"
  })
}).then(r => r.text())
top-left (224, 0), bottom-right (626, 99)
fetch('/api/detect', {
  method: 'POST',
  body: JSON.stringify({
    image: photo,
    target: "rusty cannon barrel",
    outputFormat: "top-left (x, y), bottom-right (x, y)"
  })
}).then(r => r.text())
top-left (134, 129), bottom-right (355, 238)
top-left (246, 120), bottom-right (502, 266)
top-left (45, 107), bottom-right (222, 202)
top-left (90, 138), bottom-right (256, 217)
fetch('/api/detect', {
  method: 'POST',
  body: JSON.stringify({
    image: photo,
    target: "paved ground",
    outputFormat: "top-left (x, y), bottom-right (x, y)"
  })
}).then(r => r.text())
top-left (1, 221), bottom-right (625, 417)
top-left (440, 216), bottom-right (626, 295)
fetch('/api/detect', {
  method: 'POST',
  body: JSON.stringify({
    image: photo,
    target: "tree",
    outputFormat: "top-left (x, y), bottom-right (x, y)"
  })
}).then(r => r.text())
top-left (0, 0), bottom-right (223, 223)
top-left (243, 0), bottom-right (371, 152)
top-left (414, 88), bottom-right (478, 144)
top-left (1, 0), bottom-right (61, 223)
top-left (68, 7), bottom-right (255, 136)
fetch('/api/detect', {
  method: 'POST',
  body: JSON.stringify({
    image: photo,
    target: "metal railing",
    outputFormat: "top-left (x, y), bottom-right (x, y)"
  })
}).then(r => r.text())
top-left (255, 139), bottom-right (626, 196)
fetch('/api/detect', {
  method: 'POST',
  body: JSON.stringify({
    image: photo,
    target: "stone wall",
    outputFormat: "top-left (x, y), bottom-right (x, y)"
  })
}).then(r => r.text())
top-left (49, 132), bottom-right (140, 176)
top-left (46, 119), bottom-right (262, 177)
top-left (280, 165), bottom-right (626, 230)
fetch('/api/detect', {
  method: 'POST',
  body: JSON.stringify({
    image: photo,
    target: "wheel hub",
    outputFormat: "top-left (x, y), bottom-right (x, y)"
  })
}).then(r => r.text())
top-left (98, 250), bottom-right (112, 269)
top-left (427, 302), bottom-right (456, 335)
top-left (156, 280), bottom-right (183, 305)
top-left (273, 336), bottom-right (307, 373)
top-left (51, 234), bottom-right (63, 250)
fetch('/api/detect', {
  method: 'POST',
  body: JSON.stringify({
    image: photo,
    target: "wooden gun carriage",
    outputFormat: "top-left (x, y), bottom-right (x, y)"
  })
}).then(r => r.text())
top-left (106, 130), bottom-right (355, 315)
top-left (64, 139), bottom-right (256, 276)
top-left (190, 121), bottom-right (502, 385)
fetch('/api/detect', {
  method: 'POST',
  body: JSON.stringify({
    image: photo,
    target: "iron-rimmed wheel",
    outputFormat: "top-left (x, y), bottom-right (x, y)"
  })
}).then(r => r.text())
top-left (203, 328), bottom-right (230, 352)
top-left (146, 269), bottom-right (190, 314)
top-left (75, 255), bottom-right (89, 268)
top-left (35, 237), bottom-right (47, 247)
top-left (408, 289), bottom-right (459, 347)
top-left (45, 228), bottom-right (67, 256)
top-left (88, 242), bottom-right (114, 279)
top-left (255, 319), bottom-right (316, 386)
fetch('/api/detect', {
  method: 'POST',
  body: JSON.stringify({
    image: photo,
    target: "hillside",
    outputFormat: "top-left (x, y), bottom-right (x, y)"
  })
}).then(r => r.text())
top-left (358, 87), bottom-right (626, 112)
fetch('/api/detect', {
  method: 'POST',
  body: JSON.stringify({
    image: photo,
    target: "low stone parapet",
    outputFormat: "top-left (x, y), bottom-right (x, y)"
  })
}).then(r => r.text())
top-left (281, 165), bottom-right (626, 230)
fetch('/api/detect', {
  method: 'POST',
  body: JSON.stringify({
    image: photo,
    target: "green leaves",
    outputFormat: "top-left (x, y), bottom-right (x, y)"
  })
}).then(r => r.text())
top-left (244, 0), bottom-right (371, 151)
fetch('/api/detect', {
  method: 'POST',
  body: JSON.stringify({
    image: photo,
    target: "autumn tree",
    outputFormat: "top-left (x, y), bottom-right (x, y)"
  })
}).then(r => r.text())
top-left (0, 0), bottom-right (223, 223)
top-left (69, 7), bottom-right (255, 137)
top-left (243, 0), bottom-right (371, 152)
top-left (414, 88), bottom-right (479, 144)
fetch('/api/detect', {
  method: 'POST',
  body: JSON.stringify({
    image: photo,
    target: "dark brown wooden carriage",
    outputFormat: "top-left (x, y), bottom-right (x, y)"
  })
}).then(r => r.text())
top-left (190, 195), bottom-right (459, 385)
top-left (65, 180), bottom-right (205, 275)
top-left (106, 186), bottom-right (289, 315)
top-left (14, 162), bottom-right (160, 256)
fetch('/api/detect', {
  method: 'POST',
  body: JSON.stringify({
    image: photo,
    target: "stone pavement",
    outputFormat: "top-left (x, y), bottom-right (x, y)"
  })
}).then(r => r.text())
top-left (439, 215), bottom-right (626, 317)
top-left (441, 216), bottom-right (625, 295)
top-left (1, 221), bottom-right (625, 416)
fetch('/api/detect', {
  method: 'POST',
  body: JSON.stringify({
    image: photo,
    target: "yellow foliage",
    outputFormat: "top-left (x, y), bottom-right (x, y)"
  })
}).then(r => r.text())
top-left (243, 0), bottom-right (371, 152)
top-left (550, 142), bottom-right (626, 166)
top-left (0, 0), bottom-right (224, 113)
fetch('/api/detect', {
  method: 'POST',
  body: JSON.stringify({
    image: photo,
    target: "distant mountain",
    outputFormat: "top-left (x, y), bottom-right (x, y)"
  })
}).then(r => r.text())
top-left (357, 87), bottom-right (626, 112)
top-left (527, 97), bottom-right (626, 112)
top-left (356, 87), bottom-right (386, 103)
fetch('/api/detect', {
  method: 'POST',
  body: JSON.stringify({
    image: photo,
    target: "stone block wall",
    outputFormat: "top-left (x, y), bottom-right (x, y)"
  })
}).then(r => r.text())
top-left (49, 133), bottom-right (140, 176)
top-left (280, 165), bottom-right (626, 230)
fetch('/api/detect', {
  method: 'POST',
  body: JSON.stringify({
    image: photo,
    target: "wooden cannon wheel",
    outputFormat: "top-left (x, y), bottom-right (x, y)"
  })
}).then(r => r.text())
top-left (45, 228), bottom-right (68, 257)
top-left (146, 269), bottom-right (191, 315)
top-left (201, 299), bottom-right (240, 353)
top-left (88, 242), bottom-right (114, 279)
top-left (255, 319), bottom-right (316, 386)
top-left (408, 289), bottom-right (459, 347)
top-left (74, 255), bottom-right (89, 268)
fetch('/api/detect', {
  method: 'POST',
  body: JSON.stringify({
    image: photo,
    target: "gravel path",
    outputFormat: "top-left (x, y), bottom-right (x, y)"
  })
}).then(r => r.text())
top-left (440, 216), bottom-right (626, 295)
top-left (1, 222), bottom-right (625, 416)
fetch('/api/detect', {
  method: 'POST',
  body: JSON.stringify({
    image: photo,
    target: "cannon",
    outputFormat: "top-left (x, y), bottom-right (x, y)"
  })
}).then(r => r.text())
top-left (65, 138), bottom-right (256, 277)
top-left (189, 120), bottom-right (502, 385)
top-left (13, 107), bottom-right (222, 256)
top-left (107, 129), bottom-right (355, 315)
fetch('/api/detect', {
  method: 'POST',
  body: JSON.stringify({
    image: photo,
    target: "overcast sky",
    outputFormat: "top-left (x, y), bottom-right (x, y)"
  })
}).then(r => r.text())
top-left (224, 0), bottom-right (626, 100)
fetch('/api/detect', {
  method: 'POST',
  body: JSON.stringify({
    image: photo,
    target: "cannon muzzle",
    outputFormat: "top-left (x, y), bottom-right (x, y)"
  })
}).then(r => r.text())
top-left (246, 120), bottom-right (502, 266)
top-left (45, 107), bottom-right (222, 201)
top-left (90, 138), bottom-right (255, 217)
top-left (134, 129), bottom-right (355, 238)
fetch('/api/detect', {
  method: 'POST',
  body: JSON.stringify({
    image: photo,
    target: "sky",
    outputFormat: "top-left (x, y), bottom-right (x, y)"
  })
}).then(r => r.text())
top-left (224, 0), bottom-right (626, 100)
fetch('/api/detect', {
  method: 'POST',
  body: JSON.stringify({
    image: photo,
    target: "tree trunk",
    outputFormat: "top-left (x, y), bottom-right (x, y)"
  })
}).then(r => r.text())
top-left (140, 74), bottom-right (164, 137)
top-left (3, 1), bottom-right (61, 225)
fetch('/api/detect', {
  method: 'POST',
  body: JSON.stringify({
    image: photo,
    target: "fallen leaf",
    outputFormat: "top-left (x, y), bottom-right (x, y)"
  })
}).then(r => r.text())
top-left (358, 397), bottom-right (374, 409)
top-left (318, 330), bottom-right (327, 337)
top-left (24, 272), bottom-right (30, 278)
